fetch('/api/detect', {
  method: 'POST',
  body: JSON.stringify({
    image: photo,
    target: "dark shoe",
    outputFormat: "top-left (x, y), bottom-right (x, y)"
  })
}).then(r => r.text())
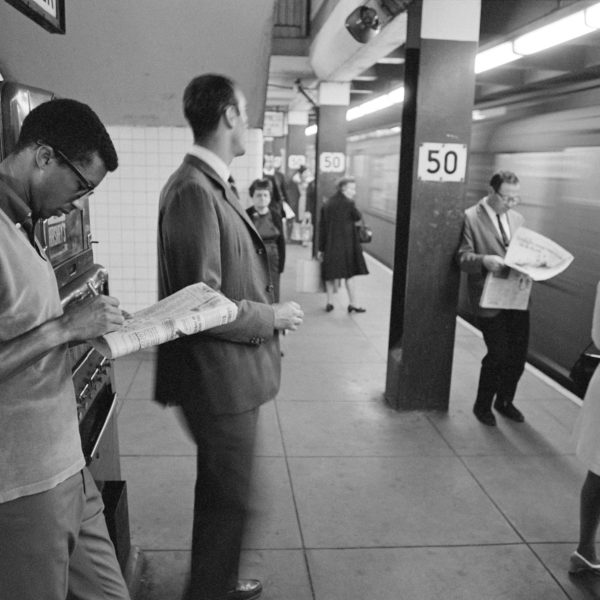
top-left (494, 403), bottom-right (525, 423)
top-left (218, 579), bottom-right (263, 600)
top-left (473, 407), bottom-right (496, 426)
top-left (325, 303), bottom-right (334, 312)
top-left (348, 305), bottom-right (366, 313)
top-left (569, 551), bottom-right (600, 574)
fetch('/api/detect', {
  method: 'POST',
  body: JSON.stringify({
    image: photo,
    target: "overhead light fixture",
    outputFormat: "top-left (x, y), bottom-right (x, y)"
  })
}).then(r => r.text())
top-left (305, 124), bottom-right (318, 136)
top-left (347, 86), bottom-right (404, 121)
top-left (586, 3), bottom-right (600, 27)
top-left (378, 56), bottom-right (405, 65)
top-left (345, 6), bottom-right (380, 44)
top-left (513, 10), bottom-right (594, 55)
top-left (475, 42), bottom-right (521, 74)
top-left (476, 1), bottom-right (600, 74)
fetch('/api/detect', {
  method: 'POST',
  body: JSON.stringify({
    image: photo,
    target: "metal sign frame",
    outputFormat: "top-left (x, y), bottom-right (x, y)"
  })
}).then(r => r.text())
top-left (5, 0), bottom-right (65, 34)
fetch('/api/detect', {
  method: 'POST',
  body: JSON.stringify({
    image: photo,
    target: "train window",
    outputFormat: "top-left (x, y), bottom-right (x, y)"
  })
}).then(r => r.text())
top-left (347, 133), bottom-right (400, 220)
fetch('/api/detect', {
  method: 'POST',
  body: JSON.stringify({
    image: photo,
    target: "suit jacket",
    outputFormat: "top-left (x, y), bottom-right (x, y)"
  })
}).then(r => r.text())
top-left (155, 154), bottom-right (280, 415)
top-left (456, 198), bottom-right (525, 318)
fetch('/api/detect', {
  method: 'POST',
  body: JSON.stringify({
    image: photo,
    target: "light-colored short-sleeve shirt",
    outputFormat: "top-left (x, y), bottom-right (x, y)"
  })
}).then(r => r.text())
top-left (0, 180), bottom-right (84, 503)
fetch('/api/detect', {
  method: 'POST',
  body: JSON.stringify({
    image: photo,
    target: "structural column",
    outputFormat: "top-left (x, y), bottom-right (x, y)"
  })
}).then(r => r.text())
top-left (385, 0), bottom-right (481, 411)
top-left (285, 110), bottom-right (308, 178)
top-left (313, 81), bottom-right (350, 253)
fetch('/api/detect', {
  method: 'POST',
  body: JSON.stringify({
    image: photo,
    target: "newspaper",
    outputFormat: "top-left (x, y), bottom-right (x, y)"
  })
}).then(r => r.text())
top-left (90, 282), bottom-right (238, 358)
top-left (480, 227), bottom-right (573, 310)
top-left (503, 227), bottom-right (574, 281)
top-left (480, 268), bottom-right (533, 310)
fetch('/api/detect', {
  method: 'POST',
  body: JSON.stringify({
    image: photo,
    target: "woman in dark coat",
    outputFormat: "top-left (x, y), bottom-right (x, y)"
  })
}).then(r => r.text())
top-left (247, 178), bottom-right (286, 302)
top-left (317, 176), bottom-right (369, 313)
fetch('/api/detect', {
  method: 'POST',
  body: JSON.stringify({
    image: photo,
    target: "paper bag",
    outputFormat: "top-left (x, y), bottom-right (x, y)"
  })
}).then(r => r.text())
top-left (296, 258), bottom-right (323, 293)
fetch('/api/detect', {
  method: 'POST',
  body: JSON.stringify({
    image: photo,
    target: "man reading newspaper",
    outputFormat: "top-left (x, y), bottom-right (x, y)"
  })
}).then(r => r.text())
top-left (456, 170), bottom-right (529, 427)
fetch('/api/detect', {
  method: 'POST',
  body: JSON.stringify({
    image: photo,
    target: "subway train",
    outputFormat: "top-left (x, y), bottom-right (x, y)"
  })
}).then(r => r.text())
top-left (345, 79), bottom-right (600, 393)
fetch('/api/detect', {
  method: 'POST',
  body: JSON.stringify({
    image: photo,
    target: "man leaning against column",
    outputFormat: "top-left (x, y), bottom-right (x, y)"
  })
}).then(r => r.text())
top-left (456, 170), bottom-right (529, 427)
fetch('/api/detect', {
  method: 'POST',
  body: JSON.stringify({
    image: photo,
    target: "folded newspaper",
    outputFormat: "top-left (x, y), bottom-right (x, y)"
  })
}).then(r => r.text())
top-left (480, 227), bottom-right (574, 310)
top-left (90, 282), bottom-right (238, 359)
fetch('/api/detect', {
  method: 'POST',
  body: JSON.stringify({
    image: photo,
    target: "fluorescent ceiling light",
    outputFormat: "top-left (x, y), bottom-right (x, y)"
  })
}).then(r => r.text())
top-left (377, 57), bottom-right (404, 64)
top-left (475, 42), bottom-right (521, 74)
top-left (346, 86), bottom-right (404, 121)
top-left (305, 86), bottom-right (405, 135)
top-left (472, 106), bottom-right (507, 121)
top-left (585, 3), bottom-right (600, 28)
top-left (513, 11), bottom-right (595, 55)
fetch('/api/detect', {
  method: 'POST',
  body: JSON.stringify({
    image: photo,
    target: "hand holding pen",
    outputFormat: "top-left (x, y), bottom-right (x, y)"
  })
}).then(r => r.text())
top-left (87, 279), bottom-right (132, 320)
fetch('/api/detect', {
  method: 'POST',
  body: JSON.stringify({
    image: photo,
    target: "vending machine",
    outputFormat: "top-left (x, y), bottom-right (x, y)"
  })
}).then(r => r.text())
top-left (0, 81), bottom-right (132, 572)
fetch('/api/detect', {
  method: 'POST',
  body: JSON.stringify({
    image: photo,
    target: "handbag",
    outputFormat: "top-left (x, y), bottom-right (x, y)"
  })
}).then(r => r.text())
top-left (296, 258), bottom-right (324, 293)
top-left (570, 342), bottom-right (600, 397)
top-left (290, 221), bottom-right (302, 242)
top-left (299, 213), bottom-right (313, 243)
top-left (356, 221), bottom-right (373, 244)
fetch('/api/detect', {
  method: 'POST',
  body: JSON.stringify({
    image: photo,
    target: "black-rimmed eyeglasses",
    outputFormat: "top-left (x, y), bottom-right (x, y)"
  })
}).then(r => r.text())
top-left (37, 140), bottom-right (95, 196)
top-left (497, 192), bottom-right (520, 204)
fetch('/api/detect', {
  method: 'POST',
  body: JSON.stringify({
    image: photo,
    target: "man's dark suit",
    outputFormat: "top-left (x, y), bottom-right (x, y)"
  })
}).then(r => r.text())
top-left (457, 198), bottom-right (529, 413)
top-left (155, 154), bottom-right (280, 598)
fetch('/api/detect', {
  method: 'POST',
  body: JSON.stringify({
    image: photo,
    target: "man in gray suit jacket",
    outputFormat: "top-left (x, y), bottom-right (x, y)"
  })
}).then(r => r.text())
top-left (155, 74), bottom-right (303, 600)
top-left (457, 170), bottom-right (528, 427)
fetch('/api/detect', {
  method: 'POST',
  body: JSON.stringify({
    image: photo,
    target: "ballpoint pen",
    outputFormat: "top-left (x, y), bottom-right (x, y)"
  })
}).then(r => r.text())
top-left (86, 280), bottom-right (99, 296)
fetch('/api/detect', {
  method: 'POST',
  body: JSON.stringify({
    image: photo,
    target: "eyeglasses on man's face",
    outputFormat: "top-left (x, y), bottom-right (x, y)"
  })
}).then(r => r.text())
top-left (496, 192), bottom-right (521, 204)
top-left (37, 140), bottom-right (96, 198)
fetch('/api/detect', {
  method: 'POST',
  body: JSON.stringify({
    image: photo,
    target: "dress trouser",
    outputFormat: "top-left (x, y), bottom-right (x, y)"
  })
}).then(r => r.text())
top-left (474, 309), bottom-right (530, 412)
top-left (0, 468), bottom-right (129, 600)
top-left (180, 403), bottom-right (259, 600)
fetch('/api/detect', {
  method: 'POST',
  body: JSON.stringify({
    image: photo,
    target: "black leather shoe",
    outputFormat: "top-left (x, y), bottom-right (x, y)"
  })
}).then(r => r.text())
top-left (494, 403), bottom-right (525, 422)
top-left (325, 303), bottom-right (334, 312)
top-left (217, 579), bottom-right (262, 600)
top-left (348, 305), bottom-right (366, 313)
top-left (473, 407), bottom-right (496, 426)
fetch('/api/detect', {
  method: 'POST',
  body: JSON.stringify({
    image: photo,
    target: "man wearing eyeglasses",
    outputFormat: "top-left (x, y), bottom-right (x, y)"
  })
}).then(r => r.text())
top-left (0, 99), bottom-right (129, 599)
top-left (156, 74), bottom-right (304, 600)
top-left (457, 170), bottom-right (529, 427)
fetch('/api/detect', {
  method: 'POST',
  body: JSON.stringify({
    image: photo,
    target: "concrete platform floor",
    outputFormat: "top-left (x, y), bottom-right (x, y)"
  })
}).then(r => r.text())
top-left (113, 244), bottom-right (596, 600)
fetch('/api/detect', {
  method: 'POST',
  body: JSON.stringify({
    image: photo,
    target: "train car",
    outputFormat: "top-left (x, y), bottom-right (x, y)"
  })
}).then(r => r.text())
top-left (346, 79), bottom-right (600, 392)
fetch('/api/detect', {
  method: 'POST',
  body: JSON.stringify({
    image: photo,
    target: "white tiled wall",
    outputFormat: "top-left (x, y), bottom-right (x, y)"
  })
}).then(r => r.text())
top-left (90, 126), bottom-right (263, 313)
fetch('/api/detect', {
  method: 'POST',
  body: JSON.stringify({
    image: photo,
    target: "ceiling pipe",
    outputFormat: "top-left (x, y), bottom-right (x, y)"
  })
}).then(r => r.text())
top-left (309, 0), bottom-right (411, 82)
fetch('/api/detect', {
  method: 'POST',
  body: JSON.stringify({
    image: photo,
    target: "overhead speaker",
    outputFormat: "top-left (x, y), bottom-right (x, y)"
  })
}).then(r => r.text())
top-left (345, 6), bottom-right (380, 44)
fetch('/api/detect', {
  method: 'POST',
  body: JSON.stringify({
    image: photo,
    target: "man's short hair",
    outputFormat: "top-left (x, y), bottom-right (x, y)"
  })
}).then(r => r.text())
top-left (336, 176), bottom-right (356, 190)
top-left (16, 98), bottom-right (118, 172)
top-left (183, 74), bottom-right (238, 142)
top-left (489, 170), bottom-right (519, 193)
top-left (249, 178), bottom-right (273, 197)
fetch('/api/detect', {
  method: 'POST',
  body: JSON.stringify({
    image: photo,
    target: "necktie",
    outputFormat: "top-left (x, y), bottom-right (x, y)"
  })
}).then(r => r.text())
top-left (228, 176), bottom-right (239, 199)
top-left (20, 216), bottom-right (39, 247)
top-left (496, 214), bottom-right (510, 247)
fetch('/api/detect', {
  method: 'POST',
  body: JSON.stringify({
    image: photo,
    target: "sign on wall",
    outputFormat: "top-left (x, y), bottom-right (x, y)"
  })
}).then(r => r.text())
top-left (417, 143), bottom-right (467, 182)
top-left (319, 152), bottom-right (345, 173)
top-left (263, 111), bottom-right (285, 138)
top-left (5, 0), bottom-right (65, 33)
top-left (288, 154), bottom-right (306, 170)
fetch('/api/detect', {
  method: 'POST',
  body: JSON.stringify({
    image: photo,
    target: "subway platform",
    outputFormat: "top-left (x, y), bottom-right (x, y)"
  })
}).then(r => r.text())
top-left (114, 243), bottom-right (596, 600)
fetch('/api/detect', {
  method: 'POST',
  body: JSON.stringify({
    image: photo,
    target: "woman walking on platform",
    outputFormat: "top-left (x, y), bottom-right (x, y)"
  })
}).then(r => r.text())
top-left (317, 176), bottom-right (369, 313)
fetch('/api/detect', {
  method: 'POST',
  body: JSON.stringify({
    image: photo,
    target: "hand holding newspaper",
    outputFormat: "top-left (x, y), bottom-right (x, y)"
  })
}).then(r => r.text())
top-left (90, 282), bottom-right (238, 358)
top-left (480, 227), bottom-right (574, 310)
